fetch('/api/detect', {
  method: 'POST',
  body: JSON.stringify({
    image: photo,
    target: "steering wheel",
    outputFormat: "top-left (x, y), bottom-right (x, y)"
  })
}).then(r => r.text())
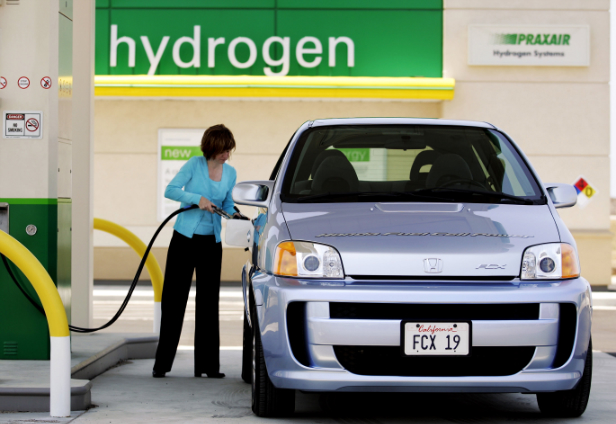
top-left (438, 178), bottom-right (488, 190)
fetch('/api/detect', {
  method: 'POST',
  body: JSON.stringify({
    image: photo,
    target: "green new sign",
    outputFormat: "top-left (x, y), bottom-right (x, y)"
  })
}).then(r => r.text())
top-left (96, 0), bottom-right (443, 78)
top-left (161, 146), bottom-right (202, 160)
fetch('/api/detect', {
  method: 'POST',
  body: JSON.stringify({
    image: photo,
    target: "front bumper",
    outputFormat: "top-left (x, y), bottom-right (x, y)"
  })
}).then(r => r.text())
top-left (249, 272), bottom-right (592, 393)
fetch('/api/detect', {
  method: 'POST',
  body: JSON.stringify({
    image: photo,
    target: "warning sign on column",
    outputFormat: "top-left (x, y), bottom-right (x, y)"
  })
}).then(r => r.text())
top-left (573, 176), bottom-right (597, 209)
top-left (3, 111), bottom-right (43, 139)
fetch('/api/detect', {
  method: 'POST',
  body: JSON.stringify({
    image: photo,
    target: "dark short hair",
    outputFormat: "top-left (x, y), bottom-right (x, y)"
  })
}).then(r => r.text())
top-left (201, 124), bottom-right (236, 159)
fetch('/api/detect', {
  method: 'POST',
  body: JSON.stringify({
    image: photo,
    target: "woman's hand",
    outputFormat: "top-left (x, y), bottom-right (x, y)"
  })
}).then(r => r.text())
top-left (198, 196), bottom-right (215, 213)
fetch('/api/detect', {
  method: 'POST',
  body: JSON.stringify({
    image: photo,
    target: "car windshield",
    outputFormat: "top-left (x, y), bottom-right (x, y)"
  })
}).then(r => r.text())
top-left (280, 125), bottom-right (545, 204)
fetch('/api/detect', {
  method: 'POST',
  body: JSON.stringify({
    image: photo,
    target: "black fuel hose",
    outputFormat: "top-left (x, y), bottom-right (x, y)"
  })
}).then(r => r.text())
top-left (0, 203), bottom-right (243, 333)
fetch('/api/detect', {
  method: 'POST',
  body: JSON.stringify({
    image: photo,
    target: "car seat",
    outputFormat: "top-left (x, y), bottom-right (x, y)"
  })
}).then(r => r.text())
top-left (425, 153), bottom-right (473, 188)
top-left (311, 155), bottom-right (359, 193)
top-left (406, 150), bottom-right (440, 191)
top-left (293, 149), bottom-right (349, 193)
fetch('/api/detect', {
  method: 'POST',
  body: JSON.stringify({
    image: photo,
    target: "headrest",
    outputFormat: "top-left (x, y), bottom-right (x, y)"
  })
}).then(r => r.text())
top-left (410, 150), bottom-right (440, 181)
top-left (311, 156), bottom-right (359, 193)
top-left (311, 149), bottom-right (348, 178)
top-left (425, 154), bottom-right (473, 188)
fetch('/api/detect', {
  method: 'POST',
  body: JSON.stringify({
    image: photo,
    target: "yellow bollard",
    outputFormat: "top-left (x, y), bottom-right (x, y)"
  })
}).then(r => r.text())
top-left (0, 230), bottom-right (70, 417)
top-left (93, 218), bottom-right (164, 332)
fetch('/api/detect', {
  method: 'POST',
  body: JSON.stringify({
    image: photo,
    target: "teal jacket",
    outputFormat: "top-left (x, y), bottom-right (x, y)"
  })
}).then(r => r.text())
top-left (165, 156), bottom-right (237, 243)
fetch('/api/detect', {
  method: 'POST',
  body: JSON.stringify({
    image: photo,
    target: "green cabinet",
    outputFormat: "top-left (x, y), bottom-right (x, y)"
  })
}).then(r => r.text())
top-left (0, 199), bottom-right (71, 360)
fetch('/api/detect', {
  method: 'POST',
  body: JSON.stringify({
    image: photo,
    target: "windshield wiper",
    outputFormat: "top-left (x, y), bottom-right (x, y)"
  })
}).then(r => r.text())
top-left (294, 191), bottom-right (452, 203)
top-left (414, 187), bottom-right (535, 205)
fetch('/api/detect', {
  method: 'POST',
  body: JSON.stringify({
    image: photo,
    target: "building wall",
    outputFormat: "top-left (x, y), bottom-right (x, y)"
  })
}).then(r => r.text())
top-left (93, 0), bottom-right (611, 285)
top-left (441, 0), bottom-right (611, 285)
top-left (93, 99), bottom-right (440, 281)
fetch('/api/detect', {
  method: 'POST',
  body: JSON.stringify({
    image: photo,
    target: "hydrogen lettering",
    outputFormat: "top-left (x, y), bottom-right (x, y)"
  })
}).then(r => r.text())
top-left (110, 25), bottom-right (355, 76)
top-left (141, 35), bottom-right (170, 76)
top-left (172, 26), bottom-right (201, 69)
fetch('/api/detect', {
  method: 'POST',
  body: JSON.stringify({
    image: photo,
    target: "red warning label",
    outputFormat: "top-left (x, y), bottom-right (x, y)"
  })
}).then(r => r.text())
top-left (574, 178), bottom-right (588, 192)
top-left (3, 111), bottom-right (42, 139)
top-left (26, 118), bottom-right (39, 132)
top-left (18, 76), bottom-right (30, 89)
top-left (41, 76), bottom-right (52, 89)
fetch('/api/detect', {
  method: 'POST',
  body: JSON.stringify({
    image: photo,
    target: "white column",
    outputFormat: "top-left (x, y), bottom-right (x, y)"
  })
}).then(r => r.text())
top-left (611, 0), bottom-right (616, 197)
top-left (71, 0), bottom-right (95, 328)
top-left (154, 301), bottom-right (162, 334)
top-left (50, 336), bottom-right (71, 417)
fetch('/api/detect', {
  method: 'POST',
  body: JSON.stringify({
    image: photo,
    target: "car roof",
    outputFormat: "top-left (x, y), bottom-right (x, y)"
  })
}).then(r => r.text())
top-left (310, 117), bottom-right (496, 129)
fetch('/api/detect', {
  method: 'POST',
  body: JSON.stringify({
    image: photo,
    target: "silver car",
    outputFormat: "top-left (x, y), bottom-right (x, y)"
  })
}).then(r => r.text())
top-left (225, 118), bottom-right (592, 418)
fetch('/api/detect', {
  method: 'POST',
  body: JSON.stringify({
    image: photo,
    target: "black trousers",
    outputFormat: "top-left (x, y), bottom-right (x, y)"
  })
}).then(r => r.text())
top-left (153, 231), bottom-right (222, 374)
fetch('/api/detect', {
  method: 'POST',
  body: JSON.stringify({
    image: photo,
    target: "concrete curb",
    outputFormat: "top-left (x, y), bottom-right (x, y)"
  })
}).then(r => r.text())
top-left (0, 381), bottom-right (92, 413)
top-left (71, 336), bottom-right (159, 380)
top-left (0, 335), bottom-right (158, 412)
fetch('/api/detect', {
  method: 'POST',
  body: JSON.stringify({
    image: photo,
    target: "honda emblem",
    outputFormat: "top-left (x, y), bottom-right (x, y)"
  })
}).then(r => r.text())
top-left (423, 258), bottom-right (443, 273)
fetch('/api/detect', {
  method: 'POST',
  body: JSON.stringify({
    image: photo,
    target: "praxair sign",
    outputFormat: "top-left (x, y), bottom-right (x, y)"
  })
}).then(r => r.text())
top-left (468, 25), bottom-right (590, 66)
top-left (95, 1), bottom-right (443, 77)
top-left (492, 33), bottom-right (572, 46)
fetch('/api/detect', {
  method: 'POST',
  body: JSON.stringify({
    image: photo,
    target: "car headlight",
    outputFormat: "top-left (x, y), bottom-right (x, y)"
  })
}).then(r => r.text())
top-left (274, 241), bottom-right (344, 278)
top-left (521, 243), bottom-right (580, 280)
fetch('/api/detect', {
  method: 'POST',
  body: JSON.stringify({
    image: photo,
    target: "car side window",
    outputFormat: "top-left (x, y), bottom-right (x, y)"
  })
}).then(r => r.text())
top-left (269, 135), bottom-right (294, 181)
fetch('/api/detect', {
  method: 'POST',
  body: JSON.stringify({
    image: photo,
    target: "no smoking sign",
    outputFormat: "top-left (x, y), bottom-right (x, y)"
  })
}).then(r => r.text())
top-left (3, 111), bottom-right (43, 139)
top-left (26, 118), bottom-right (39, 132)
top-left (41, 76), bottom-right (52, 89)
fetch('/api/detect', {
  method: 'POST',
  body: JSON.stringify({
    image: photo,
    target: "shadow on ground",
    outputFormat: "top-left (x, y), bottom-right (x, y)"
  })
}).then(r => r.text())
top-left (295, 391), bottom-right (543, 422)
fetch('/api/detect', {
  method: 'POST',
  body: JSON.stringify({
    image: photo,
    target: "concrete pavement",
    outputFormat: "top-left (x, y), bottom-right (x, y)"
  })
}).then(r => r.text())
top-left (1, 285), bottom-right (616, 423)
top-left (15, 349), bottom-right (614, 424)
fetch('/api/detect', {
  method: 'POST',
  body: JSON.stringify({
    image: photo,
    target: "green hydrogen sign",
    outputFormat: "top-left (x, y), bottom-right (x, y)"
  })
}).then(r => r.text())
top-left (95, 0), bottom-right (443, 77)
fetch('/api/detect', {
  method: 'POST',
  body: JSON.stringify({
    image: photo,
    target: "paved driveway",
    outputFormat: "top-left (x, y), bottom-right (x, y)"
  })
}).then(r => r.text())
top-left (4, 285), bottom-right (613, 424)
top-left (79, 286), bottom-right (616, 423)
top-left (69, 350), bottom-right (616, 423)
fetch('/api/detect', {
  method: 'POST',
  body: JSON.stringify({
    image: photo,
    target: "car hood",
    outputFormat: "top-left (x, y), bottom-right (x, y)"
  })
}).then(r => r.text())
top-left (281, 202), bottom-right (559, 278)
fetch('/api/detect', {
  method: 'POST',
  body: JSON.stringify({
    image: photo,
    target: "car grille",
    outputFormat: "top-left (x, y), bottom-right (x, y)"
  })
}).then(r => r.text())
top-left (333, 346), bottom-right (536, 377)
top-left (553, 303), bottom-right (577, 368)
top-left (287, 302), bottom-right (310, 367)
top-left (329, 302), bottom-right (540, 320)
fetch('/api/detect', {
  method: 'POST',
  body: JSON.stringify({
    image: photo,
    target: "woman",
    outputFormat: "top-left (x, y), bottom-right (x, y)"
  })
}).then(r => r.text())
top-left (152, 124), bottom-right (239, 378)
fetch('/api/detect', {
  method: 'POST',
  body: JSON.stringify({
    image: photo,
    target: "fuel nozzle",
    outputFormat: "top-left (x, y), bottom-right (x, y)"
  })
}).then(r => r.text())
top-left (233, 206), bottom-right (249, 220)
top-left (212, 205), bottom-right (233, 219)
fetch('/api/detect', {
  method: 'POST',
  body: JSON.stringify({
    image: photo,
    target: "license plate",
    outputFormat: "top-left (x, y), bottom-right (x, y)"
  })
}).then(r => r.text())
top-left (402, 322), bottom-right (471, 356)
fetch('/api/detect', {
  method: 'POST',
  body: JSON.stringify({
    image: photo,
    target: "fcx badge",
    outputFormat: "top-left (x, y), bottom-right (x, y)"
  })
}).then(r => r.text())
top-left (423, 258), bottom-right (443, 273)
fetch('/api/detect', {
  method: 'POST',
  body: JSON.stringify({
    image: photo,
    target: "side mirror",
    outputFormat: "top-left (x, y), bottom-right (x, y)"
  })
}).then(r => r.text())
top-left (544, 183), bottom-right (577, 209)
top-left (232, 180), bottom-right (274, 208)
top-left (225, 219), bottom-right (254, 249)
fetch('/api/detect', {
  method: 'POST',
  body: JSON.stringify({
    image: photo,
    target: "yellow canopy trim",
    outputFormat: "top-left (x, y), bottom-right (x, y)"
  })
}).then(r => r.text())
top-left (95, 75), bottom-right (455, 100)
